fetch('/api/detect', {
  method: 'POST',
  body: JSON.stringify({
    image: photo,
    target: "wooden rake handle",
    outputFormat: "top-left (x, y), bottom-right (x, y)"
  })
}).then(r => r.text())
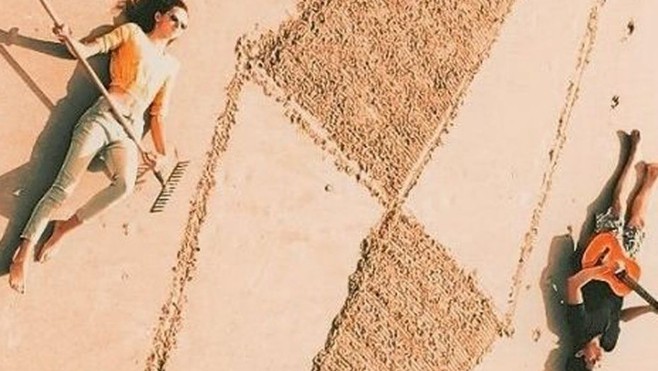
top-left (38, 0), bottom-right (166, 186)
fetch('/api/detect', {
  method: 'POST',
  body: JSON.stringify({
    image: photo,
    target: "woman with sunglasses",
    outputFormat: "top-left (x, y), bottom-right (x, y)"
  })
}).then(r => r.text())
top-left (8, 0), bottom-right (190, 294)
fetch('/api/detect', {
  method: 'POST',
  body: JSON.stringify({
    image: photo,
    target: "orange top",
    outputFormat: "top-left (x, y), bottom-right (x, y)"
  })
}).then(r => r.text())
top-left (88, 22), bottom-right (179, 118)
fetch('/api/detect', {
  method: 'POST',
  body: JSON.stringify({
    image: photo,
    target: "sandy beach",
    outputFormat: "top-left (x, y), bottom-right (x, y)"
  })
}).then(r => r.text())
top-left (2, 0), bottom-right (658, 370)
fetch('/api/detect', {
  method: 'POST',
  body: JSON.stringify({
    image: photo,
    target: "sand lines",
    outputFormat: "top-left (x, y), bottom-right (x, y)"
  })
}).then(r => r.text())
top-left (246, 0), bottom-right (521, 368)
top-left (502, 0), bottom-right (607, 332)
top-left (143, 58), bottom-right (249, 369)
top-left (145, 0), bottom-right (526, 368)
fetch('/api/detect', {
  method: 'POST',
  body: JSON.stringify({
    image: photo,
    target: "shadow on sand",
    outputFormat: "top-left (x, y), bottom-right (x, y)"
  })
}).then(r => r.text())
top-left (0, 25), bottom-right (114, 276)
top-left (540, 131), bottom-right (639, 371)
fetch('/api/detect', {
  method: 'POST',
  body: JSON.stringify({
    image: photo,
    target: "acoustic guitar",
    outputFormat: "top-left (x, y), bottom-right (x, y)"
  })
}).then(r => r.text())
top-left (582, 231), bottom-right (658, 310)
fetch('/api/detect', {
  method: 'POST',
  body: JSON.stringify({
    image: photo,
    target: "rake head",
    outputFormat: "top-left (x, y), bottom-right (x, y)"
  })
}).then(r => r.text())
top-left (150, 160), bottom-right (190, 213)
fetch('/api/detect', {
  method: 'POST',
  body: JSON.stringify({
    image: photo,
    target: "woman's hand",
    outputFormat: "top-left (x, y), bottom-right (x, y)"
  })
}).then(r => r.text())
top-left (141, 151), bottom-right (158, 169)
top-left (52, 24), bottom-right (72, 42)
top-left (141, 151), bottom-right (168, 171)
top-left (52, 24), bottom-right (94, 59)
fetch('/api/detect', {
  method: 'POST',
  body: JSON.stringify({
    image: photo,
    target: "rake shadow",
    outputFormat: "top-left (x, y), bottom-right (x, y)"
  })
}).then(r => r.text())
top-left (0, 25), bottom-right (114, 276)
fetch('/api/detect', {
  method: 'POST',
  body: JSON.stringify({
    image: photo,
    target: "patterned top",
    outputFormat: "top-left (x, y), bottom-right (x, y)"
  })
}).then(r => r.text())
top-left (88, 22), bottom-right (179, 118)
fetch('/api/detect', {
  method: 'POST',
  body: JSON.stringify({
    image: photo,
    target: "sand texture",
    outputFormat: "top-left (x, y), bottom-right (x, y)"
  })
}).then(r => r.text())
top-left (3, 0), bottom-right (658, 370)
top-left (144, 72), bottom-right (247, 370)
top-left (248, 0), bottom-right (516, 206)
top-left (313, 210), bottom-right (501, 370)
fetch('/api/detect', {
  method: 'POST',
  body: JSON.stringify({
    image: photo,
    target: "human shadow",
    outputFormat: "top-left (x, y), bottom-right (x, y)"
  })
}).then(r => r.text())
top-left (0, 25), bottom-right (115, 275)
top-left (541, 233), bottom-right (576, 371)
top-left (541, 131), bottom-right (636, 371)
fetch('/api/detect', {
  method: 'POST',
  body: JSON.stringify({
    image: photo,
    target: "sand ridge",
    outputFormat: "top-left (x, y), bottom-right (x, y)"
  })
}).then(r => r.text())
top-left (144, 58), bottom-right (250, 369)
top-left (502, 0), bottom-right (606, 333)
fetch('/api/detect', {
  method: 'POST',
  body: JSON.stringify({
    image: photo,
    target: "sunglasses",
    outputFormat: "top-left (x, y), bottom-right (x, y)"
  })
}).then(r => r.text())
top-left (168, 13), bottom-right (188, 30)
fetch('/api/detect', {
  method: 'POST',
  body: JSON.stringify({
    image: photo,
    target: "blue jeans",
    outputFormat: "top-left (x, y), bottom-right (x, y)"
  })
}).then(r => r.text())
top-left (21, 97), bottom-right (143, 241)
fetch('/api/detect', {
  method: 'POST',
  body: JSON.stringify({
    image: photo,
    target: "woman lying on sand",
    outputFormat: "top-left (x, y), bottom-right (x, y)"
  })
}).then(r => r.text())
top-left (8, 0), bottom-right (189, 294)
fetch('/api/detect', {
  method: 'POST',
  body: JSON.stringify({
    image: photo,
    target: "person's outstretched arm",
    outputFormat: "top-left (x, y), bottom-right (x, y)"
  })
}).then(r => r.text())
top-left (620, 305), bottom-right (656, 322)
top-left (144, 62), bottom-right (179, 168)
top-left (54, 22), bottom-right (135, 59)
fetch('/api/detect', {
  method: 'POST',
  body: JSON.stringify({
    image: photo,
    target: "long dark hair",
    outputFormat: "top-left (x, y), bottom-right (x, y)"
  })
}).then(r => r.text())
top-left (117, 0), bottom-right (188, 33)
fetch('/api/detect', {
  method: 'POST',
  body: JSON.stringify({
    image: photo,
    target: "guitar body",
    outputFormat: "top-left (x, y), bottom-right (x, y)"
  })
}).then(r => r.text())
top-left (582, 231), bottom-right (641, 297)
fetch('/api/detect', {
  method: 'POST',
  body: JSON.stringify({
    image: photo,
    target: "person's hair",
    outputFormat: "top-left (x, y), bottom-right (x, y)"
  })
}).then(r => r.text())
top-left (119, 0), bottom-right (188, 33)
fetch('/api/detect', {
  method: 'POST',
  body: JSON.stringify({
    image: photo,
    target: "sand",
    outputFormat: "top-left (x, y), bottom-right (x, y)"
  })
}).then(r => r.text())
top-left (248, 0), bottom-right (516, 206)
top-left (312, 210), bottom-right (500, 371)
top-left (2, 0), bottom-right (658, 370)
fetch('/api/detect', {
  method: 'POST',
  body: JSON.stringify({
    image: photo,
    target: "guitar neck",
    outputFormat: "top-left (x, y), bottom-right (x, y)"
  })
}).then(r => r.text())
top-left (618, 272), bottom-right (658, 310)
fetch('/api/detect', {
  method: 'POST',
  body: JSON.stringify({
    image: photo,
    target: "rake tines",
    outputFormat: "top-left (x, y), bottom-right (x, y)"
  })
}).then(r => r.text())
top-left (150, 160), bottom-right (190, 213)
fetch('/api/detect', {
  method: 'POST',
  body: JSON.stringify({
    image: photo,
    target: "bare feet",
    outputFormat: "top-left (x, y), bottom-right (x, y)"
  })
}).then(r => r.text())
top-left (8, 240), bottom-right (31, 294)
top-left (36, 220), bottom-right (66, 263)
top-left (627, 162), bottom-right (658, 229)
top-left (8, 261), bottom-right (27, 294)
top-left (646, 162), bottom-right (658, 181)
top-left (630, 129), bottom-right (641, 145)
top-left (611, 130), bottom-right (642, 216)
top-left (36, 215), bottom-right (82, 262)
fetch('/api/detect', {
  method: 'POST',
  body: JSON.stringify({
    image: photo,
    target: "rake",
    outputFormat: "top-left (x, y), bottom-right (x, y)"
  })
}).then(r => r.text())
top-left (39, 0), bottom-right (188, 213)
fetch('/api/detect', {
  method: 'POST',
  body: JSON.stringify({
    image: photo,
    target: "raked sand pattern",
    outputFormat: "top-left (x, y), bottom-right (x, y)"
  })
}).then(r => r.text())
top-left (312, 210), bottom-right (500, 371)
top-left (148, 0), bottom-right (522, 369)
top-left (147, 0), bottom-right (614, 368)
top-left (247, 0), bottom-right (517, 368)
top-left (248, 0), bottom-right (516, 206)
top-left (0, 0), bottom-right (629, 370)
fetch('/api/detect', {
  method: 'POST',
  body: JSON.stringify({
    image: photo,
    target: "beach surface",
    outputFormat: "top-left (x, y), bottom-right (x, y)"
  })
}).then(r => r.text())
top-left (1, 0), bottom-right (658, 370)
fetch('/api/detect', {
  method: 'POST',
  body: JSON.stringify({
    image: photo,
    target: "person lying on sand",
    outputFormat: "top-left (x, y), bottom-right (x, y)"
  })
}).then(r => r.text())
top-left (8, 0), bottom-right (190, 294)
top-left (566, 130), bottom-right (658, 370)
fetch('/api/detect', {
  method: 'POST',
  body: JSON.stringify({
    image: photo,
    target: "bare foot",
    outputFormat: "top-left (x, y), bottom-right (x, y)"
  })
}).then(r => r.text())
top-left (634, 160), bottom-right (646, 176)
top-left (630, 129), bottom-right (641, 145)
top-left (646, 162), bottom-right (658, 181)
top-left (8, 246), bottom-right (28, 294)
top-left (37, 220), bottom-right (67, 263)
top-left (628, 129), bottom-right (641, 163)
